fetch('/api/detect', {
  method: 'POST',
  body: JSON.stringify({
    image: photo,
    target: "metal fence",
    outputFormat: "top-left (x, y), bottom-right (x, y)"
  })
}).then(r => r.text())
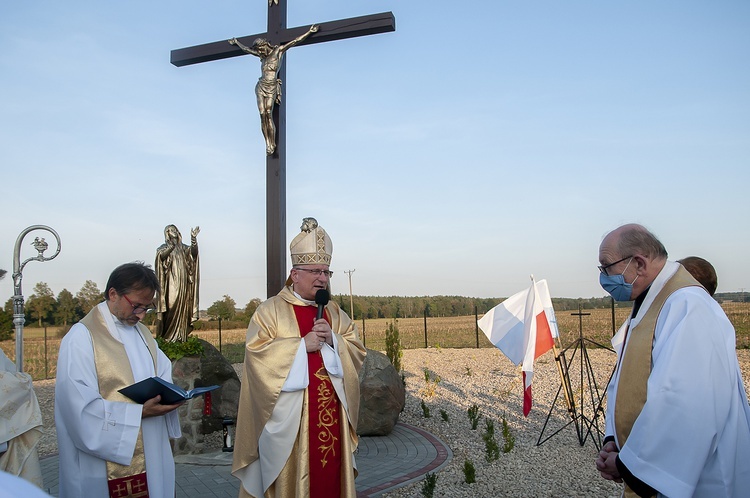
top-left (4, 302), bottom-right (749, 381)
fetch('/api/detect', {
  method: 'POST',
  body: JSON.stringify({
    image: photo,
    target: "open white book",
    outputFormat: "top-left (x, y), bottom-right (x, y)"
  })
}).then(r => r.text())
top-left (118, 376), bottom-right (219, 405)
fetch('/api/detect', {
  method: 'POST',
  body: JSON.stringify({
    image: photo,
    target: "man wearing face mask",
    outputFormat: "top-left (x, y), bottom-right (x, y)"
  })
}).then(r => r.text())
top-left (594, 224), bottom-right (750, 497)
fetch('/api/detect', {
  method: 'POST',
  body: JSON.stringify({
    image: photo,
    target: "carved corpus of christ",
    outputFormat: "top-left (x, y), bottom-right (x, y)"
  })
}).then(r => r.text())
top-left (228, 24), bottom-right (318, 155)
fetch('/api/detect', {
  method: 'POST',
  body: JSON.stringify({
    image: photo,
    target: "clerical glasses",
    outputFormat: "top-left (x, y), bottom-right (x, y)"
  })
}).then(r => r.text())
top-left (122, 293), bottom-right (156, 314)
top-left (598, 255), bottom-right (633, 276)
top-left (294, 268), bottom-right (334, 278)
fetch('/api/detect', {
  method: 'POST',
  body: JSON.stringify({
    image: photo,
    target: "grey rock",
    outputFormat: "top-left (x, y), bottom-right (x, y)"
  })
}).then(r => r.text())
top-left (357, 348), bottom-right (405, 436)
top-left (172, 339), bottom-right (240, 454)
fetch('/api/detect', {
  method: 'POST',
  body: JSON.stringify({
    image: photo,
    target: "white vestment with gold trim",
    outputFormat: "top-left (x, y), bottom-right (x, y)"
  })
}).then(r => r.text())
top-left (55, 302), bottom-right (181, 498)
top-left (606, 262), bottom-right (750, 497)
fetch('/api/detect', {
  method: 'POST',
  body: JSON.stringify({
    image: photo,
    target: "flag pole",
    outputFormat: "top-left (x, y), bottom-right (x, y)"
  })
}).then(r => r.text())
top-left (528, 274), bottom-right (574, 412)
top-left (537, 272), bottom-right (573, 414)
top-left (552, 342), bottom-right (575, 413)
top-left (531, 274), bottom-right (574, 413)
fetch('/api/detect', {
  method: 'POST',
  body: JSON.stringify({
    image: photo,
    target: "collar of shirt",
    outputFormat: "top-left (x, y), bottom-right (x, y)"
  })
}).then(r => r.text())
top-left (291, 289), bottom-right (316, 306)
top-left (631, 286), bottom-right (651, 318)
top-left (110, 313), bottom-right (136, 330)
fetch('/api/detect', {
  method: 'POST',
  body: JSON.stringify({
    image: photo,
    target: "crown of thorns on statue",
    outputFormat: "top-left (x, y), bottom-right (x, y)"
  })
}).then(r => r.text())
top-left (253, 38), bottom-right (273, 49)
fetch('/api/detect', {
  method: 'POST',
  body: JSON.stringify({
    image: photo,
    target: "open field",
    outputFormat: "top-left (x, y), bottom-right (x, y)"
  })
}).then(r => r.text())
top-left (355, 302), bottom-right (750, 351)
top-left (4, 302), bottom-right (750, 380)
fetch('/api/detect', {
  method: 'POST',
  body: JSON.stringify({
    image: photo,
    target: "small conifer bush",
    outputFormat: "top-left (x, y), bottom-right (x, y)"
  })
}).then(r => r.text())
top-left (467, 404), bottom-right (480, 430)
top-left (420, 400), bottom-right (431, 418)
top-left (483, 419), bottom-right (500, 462)
top-left (502, 413), bottom-right (516, 453)
top-left (384, 320), bottom-right (403, 372)
top-left (421, 472), bottom-right (438, 497)
top-left (463, 460), bottom-right (476, 484)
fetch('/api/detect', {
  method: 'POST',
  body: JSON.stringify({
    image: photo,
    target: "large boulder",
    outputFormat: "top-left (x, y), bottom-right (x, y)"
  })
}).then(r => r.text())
top-left (171, 339), bottom-right (240, 454)
top-left (357, 348), bottom-right (405, 436)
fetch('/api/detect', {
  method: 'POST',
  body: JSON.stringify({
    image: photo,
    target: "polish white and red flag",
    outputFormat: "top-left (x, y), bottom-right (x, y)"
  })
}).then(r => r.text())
top-left (477, 278), bottom-right (558, 416)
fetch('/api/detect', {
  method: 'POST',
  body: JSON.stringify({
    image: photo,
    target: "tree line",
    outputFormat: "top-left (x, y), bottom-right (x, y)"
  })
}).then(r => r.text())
top-left (330, 292), bottom-right (749, 320)
top-left (0, 280), bottom-right (104, 339)
top-left (329, 294), bottom-right (621, 320)
top-left (3, 279), bottom-right (746, 340)
top-left (0, 281), bottom-right (267, 339)
top-left (198, 295), bottom-right (619, 323)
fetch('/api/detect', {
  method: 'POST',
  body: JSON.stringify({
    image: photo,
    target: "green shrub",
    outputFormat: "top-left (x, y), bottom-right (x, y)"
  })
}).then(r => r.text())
top-left (463, 459), bottom-right (476, 484)
top-left (484, 417), bottom-right (495, 439)
top-left (483, 419), bottom-right (500, 462)
top-left (420, 400), bottom-right (431, 418)
top-left (385, 320), bottom-right (403, 372)
top-left (439, 409), bottom-right (449, 422)
top-left (421, 472), bottom-right (438, 498)
top-left (156, 336), bottom-right (204, 361)
top-left (501, 413), bottom-right (515, 453)
top-left (0, 309), bottom-right (13, 341)
top-left (420, 368), bottom-right (441, 398)
top-left (467, 404), bottom-right (480, 430)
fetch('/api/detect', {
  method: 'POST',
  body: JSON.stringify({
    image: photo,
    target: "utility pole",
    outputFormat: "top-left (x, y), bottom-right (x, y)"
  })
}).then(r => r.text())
top-left (344, 269), bottom-right (356, 319)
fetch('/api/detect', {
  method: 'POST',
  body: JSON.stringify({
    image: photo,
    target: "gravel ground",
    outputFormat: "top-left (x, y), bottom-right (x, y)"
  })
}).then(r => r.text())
top-left (33, 349), bottom-right (750, 497)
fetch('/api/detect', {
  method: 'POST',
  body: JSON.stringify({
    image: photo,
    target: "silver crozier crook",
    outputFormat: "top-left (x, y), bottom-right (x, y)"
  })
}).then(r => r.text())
top-left (12, 225), bottom-right (61, 372)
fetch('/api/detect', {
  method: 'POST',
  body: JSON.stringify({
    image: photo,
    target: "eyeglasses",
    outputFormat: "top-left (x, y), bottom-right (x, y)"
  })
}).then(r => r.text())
top-left (294, 268), bottom-right (334, 278)
top-left (122, 293), bottom-right (156, 314)
top-left (598, 255), bottom-right (633, 276)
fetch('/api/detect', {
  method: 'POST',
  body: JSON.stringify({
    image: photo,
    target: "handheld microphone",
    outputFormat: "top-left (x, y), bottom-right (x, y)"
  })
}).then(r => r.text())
top-left (315, 289), bottom-right (330, 320)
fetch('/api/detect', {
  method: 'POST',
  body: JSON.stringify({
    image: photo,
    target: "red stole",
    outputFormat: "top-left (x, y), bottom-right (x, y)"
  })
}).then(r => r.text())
top-left (293, 305), bottom-right (343, 498)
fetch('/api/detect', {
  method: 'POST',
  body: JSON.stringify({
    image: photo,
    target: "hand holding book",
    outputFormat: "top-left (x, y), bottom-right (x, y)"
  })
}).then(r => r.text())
top-left (119, 376), bottom-right (220, 405)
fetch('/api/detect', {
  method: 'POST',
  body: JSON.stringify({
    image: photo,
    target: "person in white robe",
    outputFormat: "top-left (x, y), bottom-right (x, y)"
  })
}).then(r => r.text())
top-left (595, 224), bottom-right (750, 497)
top-left (55, 262), bottom-right (182, 498)
top-left (0, 470), bottom-right (51, 498)
top-left (0, 349), bottom-right (43, 488)
top-left (0, 268), bottom-right (43, 489)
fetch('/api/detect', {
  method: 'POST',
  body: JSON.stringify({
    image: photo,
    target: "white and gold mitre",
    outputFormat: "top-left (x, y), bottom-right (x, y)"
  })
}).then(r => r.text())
top-left (289, 217), bottom-right (333, 265)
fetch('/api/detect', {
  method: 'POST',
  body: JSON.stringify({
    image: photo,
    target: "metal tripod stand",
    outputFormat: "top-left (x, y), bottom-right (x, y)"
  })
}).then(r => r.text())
top-left (537, 305), bottom-right (615, 450)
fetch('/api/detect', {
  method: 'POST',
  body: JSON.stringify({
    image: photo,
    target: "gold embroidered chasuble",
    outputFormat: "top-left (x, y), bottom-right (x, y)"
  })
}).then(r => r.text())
top-left (614, 265), bottom-right (700, 497)
top-left (232, 286), bottom-right (366, 497)
top-left (0, 350), bottom-right (43, 487)
top-left (81, 306), bottom-right (158, 498)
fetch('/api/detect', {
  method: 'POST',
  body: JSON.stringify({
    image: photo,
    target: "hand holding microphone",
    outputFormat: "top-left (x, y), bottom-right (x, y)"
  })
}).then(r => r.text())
top-left (313, 289), bottom-right (333, 348)
top-left (315, 289), bottom-right (329, 320)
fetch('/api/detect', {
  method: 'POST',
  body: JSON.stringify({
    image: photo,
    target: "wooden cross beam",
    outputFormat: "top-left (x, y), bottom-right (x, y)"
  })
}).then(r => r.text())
top-left (171, 12), bottom-right (395, 67)
top-left (171, 3), bottom-right (395, 298)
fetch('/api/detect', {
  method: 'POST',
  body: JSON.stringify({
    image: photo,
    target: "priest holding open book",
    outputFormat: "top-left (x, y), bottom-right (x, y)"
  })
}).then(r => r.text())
top-left (55, 262), bottom-right (183, 498)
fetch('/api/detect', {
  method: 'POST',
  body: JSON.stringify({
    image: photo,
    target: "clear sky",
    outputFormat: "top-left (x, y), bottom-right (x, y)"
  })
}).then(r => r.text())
top-left (1, 1), bottom-right (748, 310)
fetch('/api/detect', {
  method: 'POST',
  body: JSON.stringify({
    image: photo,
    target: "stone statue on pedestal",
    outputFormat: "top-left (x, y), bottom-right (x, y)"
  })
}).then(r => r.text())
top-left (155, 225), bottom-right (200, 342)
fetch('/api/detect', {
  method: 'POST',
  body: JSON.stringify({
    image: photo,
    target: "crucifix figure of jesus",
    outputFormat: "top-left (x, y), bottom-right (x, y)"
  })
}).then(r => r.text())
top-left (229, 24), bottom-right (318, 155)
top-left (172, 1), bottom-right (395, 297)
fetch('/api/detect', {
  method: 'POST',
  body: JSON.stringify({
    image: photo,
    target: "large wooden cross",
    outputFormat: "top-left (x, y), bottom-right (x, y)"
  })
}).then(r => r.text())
top-left (171, 2), bottom-right (395, 297)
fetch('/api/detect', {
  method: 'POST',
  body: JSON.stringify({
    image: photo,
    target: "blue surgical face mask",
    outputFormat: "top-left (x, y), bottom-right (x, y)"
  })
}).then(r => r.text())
top-left (599, 258), bottom-right (638, 301)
